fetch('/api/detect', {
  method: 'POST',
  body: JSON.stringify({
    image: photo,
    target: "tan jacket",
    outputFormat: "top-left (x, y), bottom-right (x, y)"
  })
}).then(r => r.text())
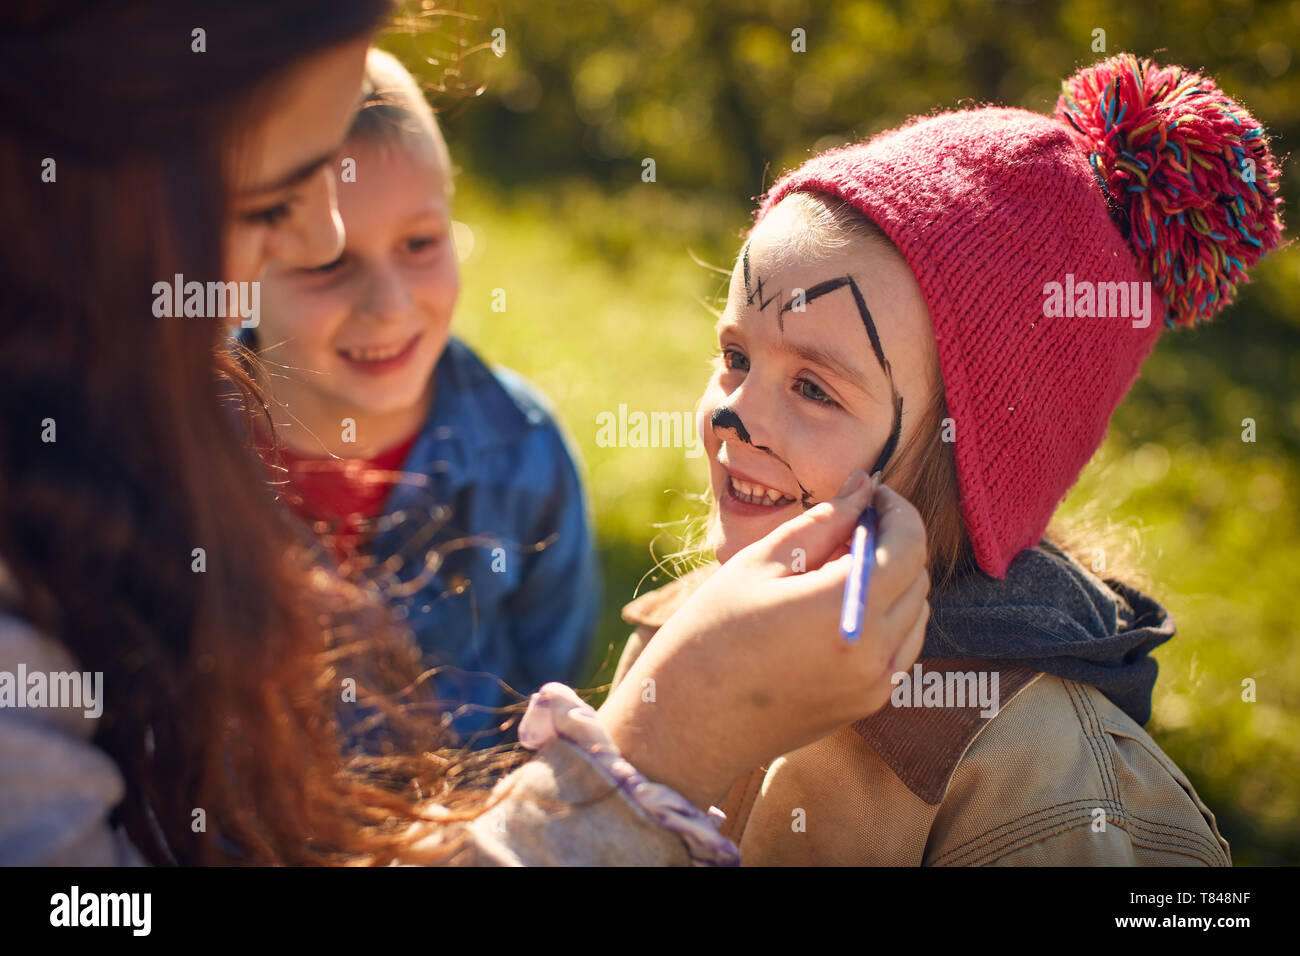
top-left (614, 566), bottom-right (1231, 866)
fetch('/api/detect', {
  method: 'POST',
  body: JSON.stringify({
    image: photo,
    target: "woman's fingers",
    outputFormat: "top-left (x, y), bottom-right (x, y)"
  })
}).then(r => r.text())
top-left (802, 481), bottom-right (926, 610)
top-left (604, 473), bottom-right (936, 797)
top-left (888, 592), bottom-right (931, 673)
top-left (878, 562), bottom-right (930, 635)
top-left (825, 542), bottom-right (851, 563)
top-left (862, 483), bottom-right (928, 603)
top-left (744, 469), bottom-right (874, 572)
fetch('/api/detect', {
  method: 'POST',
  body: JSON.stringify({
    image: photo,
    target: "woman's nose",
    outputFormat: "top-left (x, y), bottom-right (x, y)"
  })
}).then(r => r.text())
top-left (275, 166), bottom-right (345, 269)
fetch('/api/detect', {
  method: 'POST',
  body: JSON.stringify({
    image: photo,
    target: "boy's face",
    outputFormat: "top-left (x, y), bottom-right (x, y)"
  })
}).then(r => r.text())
top-left (698, 197), bottom-right (937, 564)
top-left (259, 136), bottom-right (458, 421)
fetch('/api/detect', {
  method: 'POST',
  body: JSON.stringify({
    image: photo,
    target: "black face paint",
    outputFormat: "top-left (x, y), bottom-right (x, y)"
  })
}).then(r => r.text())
top-left (729, 241), bottom-right (906, 485)
top-left (742, 242), bottom-right (781, 313)
top-left (710, 404), bottom-right (816, 507)
top-left (776, 274), bottom-right (904, 477)
top-left (710, 405), bottom-right (751, 445)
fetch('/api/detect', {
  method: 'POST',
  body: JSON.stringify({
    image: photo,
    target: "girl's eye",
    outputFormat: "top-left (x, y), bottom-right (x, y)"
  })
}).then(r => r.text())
top-left (719, 347), bottom-right (749, 372)
top-left (797, 378), bottom-right (837, 406)
top-left (241, 200), bottom-right (294, 228)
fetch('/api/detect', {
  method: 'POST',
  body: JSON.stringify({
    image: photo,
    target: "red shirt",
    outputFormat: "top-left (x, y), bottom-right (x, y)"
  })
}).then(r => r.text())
top-left (261, 430), bottom-right (420, 564)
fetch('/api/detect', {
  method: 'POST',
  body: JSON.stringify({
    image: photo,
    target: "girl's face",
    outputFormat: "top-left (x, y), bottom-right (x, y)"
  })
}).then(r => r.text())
top-left (224, 36), bottom-right (372, 283)
top-left (698, 197), bottom-right (938, 564)
top-left (257, 137), bottom-right (459, 427)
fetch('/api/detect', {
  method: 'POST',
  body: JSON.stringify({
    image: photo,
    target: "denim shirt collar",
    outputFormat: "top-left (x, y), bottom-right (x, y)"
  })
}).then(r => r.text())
top-left (402, 337), bottom-right (539, 496)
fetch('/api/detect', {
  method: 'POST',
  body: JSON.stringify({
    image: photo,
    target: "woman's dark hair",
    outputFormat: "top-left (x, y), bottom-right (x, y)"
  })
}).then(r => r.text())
top-left (0, 0), bottom-right (504, 864)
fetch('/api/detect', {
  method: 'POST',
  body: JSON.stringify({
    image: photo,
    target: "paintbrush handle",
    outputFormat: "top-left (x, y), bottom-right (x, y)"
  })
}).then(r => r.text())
top-left (839, 505), bottom-right (878, 642)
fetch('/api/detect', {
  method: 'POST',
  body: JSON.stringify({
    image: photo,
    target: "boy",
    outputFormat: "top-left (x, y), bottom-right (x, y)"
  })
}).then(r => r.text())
top-left (242, 50), bottom-right (598, 746)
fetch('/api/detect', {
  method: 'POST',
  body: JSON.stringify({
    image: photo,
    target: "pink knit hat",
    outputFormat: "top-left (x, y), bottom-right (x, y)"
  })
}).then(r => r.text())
top-left (757, 54), bottom-right (1285, 579)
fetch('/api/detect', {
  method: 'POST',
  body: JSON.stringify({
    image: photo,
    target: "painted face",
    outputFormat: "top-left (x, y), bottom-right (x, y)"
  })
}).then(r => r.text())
top-left (697, 196), bottom-right (937, 564)
top-left (224, 35), bottom-right (371, 284)
top-left (257, 136), bottom-right (459, 451)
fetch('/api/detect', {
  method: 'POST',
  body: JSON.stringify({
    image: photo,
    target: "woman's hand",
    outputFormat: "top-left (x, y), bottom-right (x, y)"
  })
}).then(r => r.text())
top-left (597, 470), bottom-right (930, 809)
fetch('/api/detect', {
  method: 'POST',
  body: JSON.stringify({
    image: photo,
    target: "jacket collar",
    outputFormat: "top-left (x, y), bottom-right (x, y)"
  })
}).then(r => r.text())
top-left (850, 661), bottom-right (1040, 804)
top-left (621, 564), bottom-right (1042, 806)
top-left (398, 337), bottom-right (539, 495)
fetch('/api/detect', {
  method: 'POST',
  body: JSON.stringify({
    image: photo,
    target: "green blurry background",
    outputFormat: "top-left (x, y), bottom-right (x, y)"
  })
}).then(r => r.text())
top-left (381, 0), bottom-right (1300, 864)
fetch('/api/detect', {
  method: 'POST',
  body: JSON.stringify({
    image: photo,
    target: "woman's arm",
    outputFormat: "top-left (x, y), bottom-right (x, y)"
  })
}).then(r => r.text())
top-left (600, 476), bottom-right (930, 810)
top-left (0, 619), bottom-right (146, 865)
top-left (611, 625), bottom-right (651, 690)
top-left (449, 474), bottom-right (931, 862)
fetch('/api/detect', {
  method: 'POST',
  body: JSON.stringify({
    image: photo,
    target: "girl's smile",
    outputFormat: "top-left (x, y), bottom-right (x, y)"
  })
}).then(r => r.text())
top-left (717, 456), bottom-right (799, 517)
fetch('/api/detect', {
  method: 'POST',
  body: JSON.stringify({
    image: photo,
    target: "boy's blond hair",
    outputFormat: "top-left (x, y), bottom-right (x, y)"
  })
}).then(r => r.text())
top-left (350, 48), bottom-right (453, 194)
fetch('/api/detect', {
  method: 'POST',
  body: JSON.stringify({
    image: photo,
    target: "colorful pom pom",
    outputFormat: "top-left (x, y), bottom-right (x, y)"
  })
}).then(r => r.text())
top-left (1056, 53), bottom-right (1285, 328)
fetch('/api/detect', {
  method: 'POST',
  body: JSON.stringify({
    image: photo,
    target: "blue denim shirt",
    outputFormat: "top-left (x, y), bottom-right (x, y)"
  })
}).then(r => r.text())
top-left (362, 337), bottom-right (600, 745)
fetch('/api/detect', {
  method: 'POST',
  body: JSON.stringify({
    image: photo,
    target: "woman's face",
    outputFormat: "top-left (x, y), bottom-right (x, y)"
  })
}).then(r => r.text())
top-left (257, 136), bottom-right (458, 419)
top-left (223, 36), bottom-right (372, 284)
top-left (698, 197), bottom-right (938, 564)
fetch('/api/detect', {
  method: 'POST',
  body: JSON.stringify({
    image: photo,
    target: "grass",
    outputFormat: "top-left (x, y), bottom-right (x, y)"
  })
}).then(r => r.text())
top-left (449, 173), bottom-right (1300, 865)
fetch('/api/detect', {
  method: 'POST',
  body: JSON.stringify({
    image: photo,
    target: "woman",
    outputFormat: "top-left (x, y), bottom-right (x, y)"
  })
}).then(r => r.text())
top-left (0, 0), bottom-right (930, 864)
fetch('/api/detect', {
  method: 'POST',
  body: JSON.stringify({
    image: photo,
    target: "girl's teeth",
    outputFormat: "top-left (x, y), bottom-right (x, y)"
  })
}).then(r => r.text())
top-left (730, 476), bottom-right (789, 506)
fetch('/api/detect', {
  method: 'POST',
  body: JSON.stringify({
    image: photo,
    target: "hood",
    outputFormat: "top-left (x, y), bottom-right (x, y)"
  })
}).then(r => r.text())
top-left (922, 540), bottom-right (1175, 726)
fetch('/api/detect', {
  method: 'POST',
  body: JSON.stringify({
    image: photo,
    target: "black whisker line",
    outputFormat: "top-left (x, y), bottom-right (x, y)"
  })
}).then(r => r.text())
top-left (845, 276), bottom-right (888, 372)
top-left (742, 241), bottom-right (753, 301)
top-left (779, 272), bottom-right (902, 476)
top-left (870, 389), bottom-right (904, 477)
top-left (783, 276), bottom-right (850, 313)
top-left (761, 443), bottom-right (816, 508)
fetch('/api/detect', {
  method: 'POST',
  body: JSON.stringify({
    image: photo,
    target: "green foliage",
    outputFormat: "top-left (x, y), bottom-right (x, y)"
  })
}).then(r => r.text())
top-left (407, 0), bottom-right (1300, 210)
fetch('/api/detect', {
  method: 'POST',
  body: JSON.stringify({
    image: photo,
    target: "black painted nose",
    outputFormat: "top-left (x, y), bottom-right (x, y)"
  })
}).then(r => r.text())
top-left (710, 405), bottom-right (752, 445)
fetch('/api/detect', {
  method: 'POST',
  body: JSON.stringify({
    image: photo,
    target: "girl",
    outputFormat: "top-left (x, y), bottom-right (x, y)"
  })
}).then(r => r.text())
top-left (615, 53), bottom-right (1285, 865)
top-left (0, 0), bottom-right (930, 865)
top-left (245, 49), bottom-right (598, 747)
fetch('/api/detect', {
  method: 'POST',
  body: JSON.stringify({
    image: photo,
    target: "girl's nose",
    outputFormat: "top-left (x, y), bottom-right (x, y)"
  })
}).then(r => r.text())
top-left (710, 404), bottom-right (754, 445)
top-left (710, 383), bottom-right (775, 449)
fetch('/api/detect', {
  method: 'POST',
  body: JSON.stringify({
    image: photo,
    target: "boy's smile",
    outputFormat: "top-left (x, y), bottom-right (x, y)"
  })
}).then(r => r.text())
top-left (258, 136), bottom-right (459, 455)
top-left (336, 331), bottom-right (425, 375)
top-left (698, 195), bottom-right (938, 564)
